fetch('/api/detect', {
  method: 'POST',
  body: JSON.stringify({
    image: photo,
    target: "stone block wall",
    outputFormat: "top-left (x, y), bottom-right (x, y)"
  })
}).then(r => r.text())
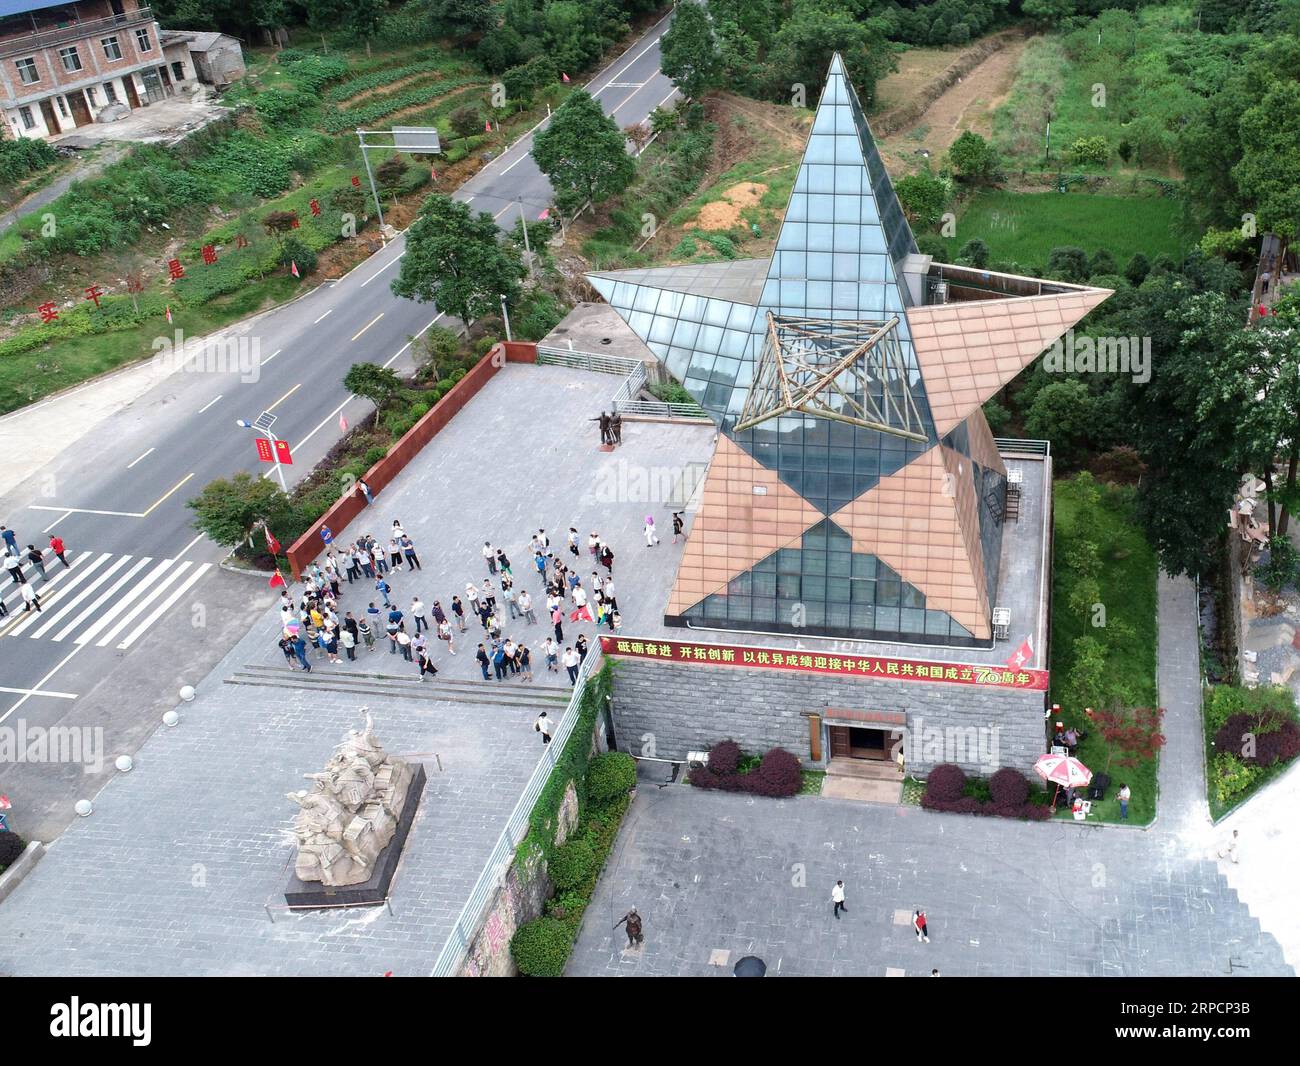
top-left (610, 658), bottom-right (1046, 777)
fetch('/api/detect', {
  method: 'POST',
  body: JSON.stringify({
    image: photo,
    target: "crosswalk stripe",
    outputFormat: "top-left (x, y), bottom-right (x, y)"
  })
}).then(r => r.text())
top-left (50, 557), bottom-right (153, 642)
top-left (3, 553), bottom-right (112, 637)
top-left (89, 562), bottom-right (193, 648)
top-left (28, 555), bottom-right (133, 638)
top-left (0, 551), bottom-right (83, 609)
top-left (73, 558), bottom-right (176, 646)
top-left (116, 563), bottom-right (212, 649)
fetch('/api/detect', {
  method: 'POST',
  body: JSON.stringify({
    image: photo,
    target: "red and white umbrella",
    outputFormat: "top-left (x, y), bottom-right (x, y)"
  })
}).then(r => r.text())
top-left (1033, 752), bottom-right (1092, 788)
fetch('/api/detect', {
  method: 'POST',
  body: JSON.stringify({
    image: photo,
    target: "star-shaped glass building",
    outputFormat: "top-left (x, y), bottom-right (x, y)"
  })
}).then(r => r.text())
top-left (588, 55), bottom-right (1110, 647)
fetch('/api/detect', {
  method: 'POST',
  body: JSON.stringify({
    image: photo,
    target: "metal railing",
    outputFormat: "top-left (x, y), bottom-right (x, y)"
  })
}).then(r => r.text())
top-left (429, 649), bottom-right (603, 976)
top-left (994, 437), bottom-right (1051, 457)
top-left (536, 344), bottom-right (641, 376)
top-left (0, 8), bottom-right (154, 59)
top-left (538, 344), bottom-right (709, 420)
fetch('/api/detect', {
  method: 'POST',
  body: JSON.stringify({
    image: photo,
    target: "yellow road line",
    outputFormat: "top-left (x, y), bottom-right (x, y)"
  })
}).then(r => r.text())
top-left (266, 382), bottom-right (302, 413)
top-left (140, 473), bottom-right (195, 518)
top-left (351, 313), bottom-right (384, 342)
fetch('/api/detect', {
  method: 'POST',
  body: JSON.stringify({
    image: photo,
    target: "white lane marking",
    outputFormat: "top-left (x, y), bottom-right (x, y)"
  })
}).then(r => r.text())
top-left (596, 11), bottom-right (673, 91)
top-left (500, 153), bottom-right (527, 175)
top-left (126, 447), bottom-right (155, 469)
top-left (314, 308), bottom-right (334, 323)
top-left (28, 505), bottom-right (142, 517)
top-left (0, 645), bottom-right (84, 723)
top-left (3, 552), bottom-right (112, 637)
top-left (657, 87), bottom-right (678, 110)
top-left (173, 532), bottom-right (205, 560)
top-left (0, 686), bottom-right (77, 699)
top-left (40, 509), bottom-right (72, 533)
top-left (361, 258), bottom-right (400, 287)
top-left (50, 557), bottom-right (152, 642)
top-left (198, 394), bottom-right (222, 414)
top-left (351, 313), bottom-right (384, 342)
top-left (260, 348), bottom-right (283, 366)
top-left (90, 561), bottom-right (193, 648)
top-left (73, 558), bottom-right (175, 646)
top-left (28, 554), bottom-right (133, 638)
top-left (116, 563), bottom-right (211, 649)
top-left (384, 313), bottom-right (445, 370)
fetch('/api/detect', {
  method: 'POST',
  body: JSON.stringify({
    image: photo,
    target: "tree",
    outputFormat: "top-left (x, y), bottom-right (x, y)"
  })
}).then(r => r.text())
top-left (947, 131), bottom-right (998, 185)
top-left (344, 0), bottom-right (385, 41)
top-left (391, 194), bottom-right (526, 325)
top-left (344, 362), bottom-right (405, 418)
top-left (957, 238), bottom-right (990, 269)
top-left (660, 0), bottom-right (721, 100)
top-left (1021, 0), bottom-right (1076, 26)
top-left (1124, 252), bottom-right (1150, 287)
top-left (502, 55), bottom-right (556, 108)
top-left (532, 89), bottom-right (636, 215)
top-left (894, 172), bottom-right (949, 230)
top-left (1088, 249), bottom-right (1117, 278)
top-left (279, 235), bottom-right (316, 276)
top-left (449, 103), bottom-right (483, 142)
top-left (1046, 246), bottom-right (1090, 283)
top-left (376, 155), bottom-right (408, 193)
top-left (421, 0), bottom-right (494, 45)
top-left (1024, 380), bottom-right (1096, 465)
top-left (188, 472), bottom-right (287, 549)
top-left (1234, 81), bottom-right (1300, 240)
top-left (262, 209), bottom-right (299, 236)
top-left (414, 325), bottom-right (461, 382)
top-left (762, 0), bottom-right (894, 108)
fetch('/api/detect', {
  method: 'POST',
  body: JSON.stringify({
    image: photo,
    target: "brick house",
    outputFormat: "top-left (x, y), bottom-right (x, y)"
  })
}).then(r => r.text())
top-left (0, 0), bottom-right (241, 140)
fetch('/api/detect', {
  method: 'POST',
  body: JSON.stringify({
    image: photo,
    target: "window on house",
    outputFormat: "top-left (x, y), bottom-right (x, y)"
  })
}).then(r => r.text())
top-left (134, 28), bottom-right (152, 52)
top-left (58, 46), bottom-right (82, 73)
top-left (19, 106), bottom-right (35, 130)
top-left (56, 95), bottom-right (68, 117)
top-left (15, 58), bottom-right (39, 85)
top-left (86, 86), bottom-right (97, 105)
top-left (171, 62), bottom-right (184, 81)
top-left (103, 81), bottom-right (118, 103)
top-left (101, 36), bottom-right (122, 61)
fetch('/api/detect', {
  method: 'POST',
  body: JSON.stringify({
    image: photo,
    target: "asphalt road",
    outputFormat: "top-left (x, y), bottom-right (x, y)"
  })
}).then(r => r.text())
top-left (0, 11), bottom-right (678, 837)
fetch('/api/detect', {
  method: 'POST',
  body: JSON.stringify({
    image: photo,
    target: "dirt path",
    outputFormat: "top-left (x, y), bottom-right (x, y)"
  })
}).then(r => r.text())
top-left (877, 32), bottom-right (1031, 171)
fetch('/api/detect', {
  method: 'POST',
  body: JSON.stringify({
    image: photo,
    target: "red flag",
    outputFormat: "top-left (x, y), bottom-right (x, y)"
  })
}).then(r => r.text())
top-left (1005, 636), bottom-right (1033, 670)
top-left (165, 305), bottom-right (173, 324)
top-left (0, 794), bottom-right (11, 810)
top-left (561, 72), bottom-right (570, 83)
top-left (538, 208), bottom-right (549, 220)
top-left (269, 570), bottom-right (286, 589)
top-left (291, 260), bottom-right (300, 278)
top-left (339, 413), bottom-right (348, 432)
top-left (430, 167), bottom-right (438, 182)
top-left (265, 528), bottom-right (281, 554)
top-left (484, 119), bottom-right (492, 133)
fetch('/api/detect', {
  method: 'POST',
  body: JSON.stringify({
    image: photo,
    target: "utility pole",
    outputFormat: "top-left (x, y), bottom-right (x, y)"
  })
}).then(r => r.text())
top-left (500, 294), bottom-right (513, 342)
top-left (356, 129), bottom-right (386, 231)
top-left (517, 199), bottom-right (534, 279)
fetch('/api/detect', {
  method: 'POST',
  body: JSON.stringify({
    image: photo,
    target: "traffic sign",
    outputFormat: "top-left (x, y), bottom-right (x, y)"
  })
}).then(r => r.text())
top-left (255, 438), bottom-right (274, 463)
top-left (274, 439), bottom-right (293, 465)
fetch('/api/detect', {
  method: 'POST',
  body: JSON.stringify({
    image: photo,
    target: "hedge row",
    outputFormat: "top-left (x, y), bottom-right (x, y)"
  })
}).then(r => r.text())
top-left (920, 764), bottom-right (1051, 821)
top-left (0, 293), bottom-right (172, 359)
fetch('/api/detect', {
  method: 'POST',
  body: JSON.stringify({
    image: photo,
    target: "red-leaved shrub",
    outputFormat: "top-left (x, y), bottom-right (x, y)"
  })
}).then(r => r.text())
top-left (707, 739), bottom-right (742, 775)
top-left (1214, 713), bottom-right (1300, 768)
top-left (751, 747), bottom-right (803, 797)
top-left (924, 763), bottom-right (966, 803)
top-left (989, 767), bottom-right (1030, 807)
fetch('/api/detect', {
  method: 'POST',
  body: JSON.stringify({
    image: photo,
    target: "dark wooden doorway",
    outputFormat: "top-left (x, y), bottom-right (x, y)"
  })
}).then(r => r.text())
top-left (123, 77), bottom-right (140, 109)
top-left (67, 90), bottom-right (91, 127)
top-left (157, 65), bottom-right (173, 95)
top-left (39, 98), bottom-right (59, 135)
top-left (828, 724), bottom-right (901, 762)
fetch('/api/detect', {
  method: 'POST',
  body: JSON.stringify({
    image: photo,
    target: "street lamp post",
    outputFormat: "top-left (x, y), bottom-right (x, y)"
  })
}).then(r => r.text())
top-left (499, 294), bottom-right (513, 342)
top-left (516, 199), bottom-right (534, 279)
top-left (237, 417), bottom-right (287, 492)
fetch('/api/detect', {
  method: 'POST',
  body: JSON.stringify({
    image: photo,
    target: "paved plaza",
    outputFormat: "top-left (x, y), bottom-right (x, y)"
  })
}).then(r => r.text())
top-left (0, 363), bottom-right (714, 976)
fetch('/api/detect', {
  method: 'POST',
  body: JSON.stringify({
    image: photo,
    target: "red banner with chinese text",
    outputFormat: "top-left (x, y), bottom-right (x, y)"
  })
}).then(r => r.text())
top-left (599, 635), bottom-right (1048, 691)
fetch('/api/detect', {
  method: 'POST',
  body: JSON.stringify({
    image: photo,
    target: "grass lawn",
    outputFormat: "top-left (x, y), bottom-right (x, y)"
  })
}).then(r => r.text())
top-left (1049, 475), bottom-right (1159, 824)
top-left (0, 275), bottom-right (300, 413)
top-left (941, 189), bottom-right (1187, 270)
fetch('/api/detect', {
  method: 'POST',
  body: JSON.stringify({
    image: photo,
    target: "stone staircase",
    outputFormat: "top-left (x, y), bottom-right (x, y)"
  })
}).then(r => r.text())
top-left (224, 663), bottom-right (574, 711)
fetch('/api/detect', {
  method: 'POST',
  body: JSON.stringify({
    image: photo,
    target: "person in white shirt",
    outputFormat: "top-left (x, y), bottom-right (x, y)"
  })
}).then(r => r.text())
top-left (534, 711), bottom-right (552, 744)
top-left (587, 532), bottom-right (600, 557)
top-left (482, 541), bottom-right (497, 573)
top-left (542, 637), bottom-right (559, 672)
top-left (832, 880), bottom-right (846, 919)
top-left (562, 646), bottom-right (581, 683)
top-left (644, 515), bottom-right (660, 546)
top-left (518, 589), bottom-right (536, 624)
top-left (411, 597), bottom-right (428, 634)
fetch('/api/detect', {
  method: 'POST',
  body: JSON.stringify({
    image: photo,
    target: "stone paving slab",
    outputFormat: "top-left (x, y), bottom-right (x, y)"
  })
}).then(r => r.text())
top-left (567, 786), bottom-right (1291, 977)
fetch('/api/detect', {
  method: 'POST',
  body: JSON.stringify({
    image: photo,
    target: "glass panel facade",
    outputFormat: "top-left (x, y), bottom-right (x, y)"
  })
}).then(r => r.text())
top-left (682, 520), bottom-right (976, 645)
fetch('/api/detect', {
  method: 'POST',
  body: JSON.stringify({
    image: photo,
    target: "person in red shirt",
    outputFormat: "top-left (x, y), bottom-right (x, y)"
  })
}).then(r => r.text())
top-left (913, 908), bottom-right (930, 943)
top-left (48, 535), bottom-right (69, 568)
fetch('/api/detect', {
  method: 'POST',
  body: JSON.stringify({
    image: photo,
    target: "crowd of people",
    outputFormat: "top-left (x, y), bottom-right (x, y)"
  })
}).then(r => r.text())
top-left (275, 516), bottom-right (671, 688)
top-left (1, 523), bottom-right (71, 618)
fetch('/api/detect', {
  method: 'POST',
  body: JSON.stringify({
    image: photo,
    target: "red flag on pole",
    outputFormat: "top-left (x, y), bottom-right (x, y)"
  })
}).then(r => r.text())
top-left (165, 305), bottom-right (173, 324)
top-left (484, 119), bottom-right (492, 133)
top-left (1005, 636), bottom-right (1034, 670)
top-left (561, 72), bottom-right (570, 83)
top-left (430, 167), bottom-right (438, 182)
top-left (339, 413), bottom-right (348, 432)
top-left (265, 528), bottom-right (281, 554)
top-left (269, 570), bottom-right (286, 589)
top-left (290, 261), bottom-right (300, 278)
top-left (538, 208), bottom-right (550, 220)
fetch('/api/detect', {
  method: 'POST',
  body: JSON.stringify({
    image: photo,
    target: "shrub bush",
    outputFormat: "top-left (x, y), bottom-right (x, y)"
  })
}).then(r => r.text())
top-left (750, 748), bottom-right (802, 797)
top-left (924, 763), bottom-right (966, 803)
top-left (707, 739), bottom-right (742, 775)
top-left (544, 890), bottom-right (588, 924)
top-left (547, 838), bottom-right (596, 891)
top-left (586, 752), bottom-right (637, 805)
top-left (1214, 712), bottom-right (1300, 768)
top-left (989, 767), bottom-right (1030, 807)
top-left (510, 917), bottom-right (573, 976)
top-left (0, 832), bottom-right (26, 870)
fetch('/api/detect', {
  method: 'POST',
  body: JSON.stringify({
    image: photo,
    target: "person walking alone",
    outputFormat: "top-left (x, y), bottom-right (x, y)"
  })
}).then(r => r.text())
top-left (0, 525), bottom-right (17, 556)
top-left (534, 710), bottom-right (552, 745)
top-left (644, 515), bottom-right (660, 547)
top-left (562, 645), bottom-right (580, 684)
top-left (832, 880), bottom-right (847, 920)
top-left (614, 908), bottom-right (643, 949)
top-left (1117, 783), bottom-right (1131, 821)
top-left (913, 908), bottom-right (930, 943)
top-left (48, 534), bottom-right (70, 568)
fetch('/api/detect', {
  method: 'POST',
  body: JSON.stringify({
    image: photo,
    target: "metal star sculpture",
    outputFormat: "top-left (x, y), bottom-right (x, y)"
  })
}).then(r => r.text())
top-left (588, 55), bottom-right (1111, 645)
